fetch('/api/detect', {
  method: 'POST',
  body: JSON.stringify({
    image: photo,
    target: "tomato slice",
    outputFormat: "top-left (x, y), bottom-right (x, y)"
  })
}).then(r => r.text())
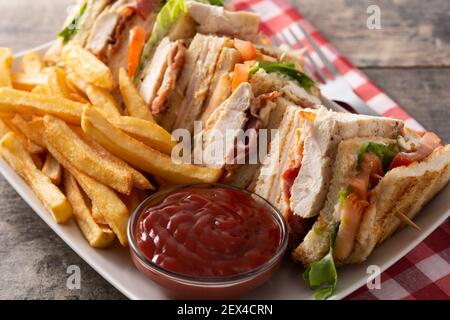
top-left (334, 193), bottom-right (368, 261)
top-left (349, 153), bottom-right (382, 201)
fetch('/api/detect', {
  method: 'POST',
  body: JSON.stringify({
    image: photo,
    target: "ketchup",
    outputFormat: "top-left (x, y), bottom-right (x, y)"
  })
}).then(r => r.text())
top-left (136, 187), bottom-right (281, 278)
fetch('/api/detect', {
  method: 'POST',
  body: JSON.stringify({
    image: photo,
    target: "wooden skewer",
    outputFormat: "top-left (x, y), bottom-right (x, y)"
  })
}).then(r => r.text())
top-left (395, 211), bottom-right (421, 231)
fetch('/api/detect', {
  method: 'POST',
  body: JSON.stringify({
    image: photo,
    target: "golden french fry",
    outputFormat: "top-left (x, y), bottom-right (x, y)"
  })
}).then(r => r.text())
top-left (47, 67), bottom-right (71, 99)
top-left (118, 68), bottom-right (154, 122)
top-left (3, 118), bottom-right (45, 154)
top-left (21, 51), bottom-right (43, 75)
top-left (61, 45), bottom-right (113, 90)
top-left (81, 105), bottom-right (222, 184)
top-left (0, 112), bottom-right (14, 119)
top-left (113, 116), bottom-right (175, 155)
top-left (70, 125), bottom-right (153, 190)
top-left (68, 92), bottom-right (89, 104)
top-left (0, 119), bottom-right (12, 138)
top-left (86, 84), bottom-right (122, 119)
top-left (66, 72), bottom-right (88, 95)
top-left (42, 153), bottom-right (62, 185)
top-left (0, 132), bottom-right (72, 223)
top-left (0, 48), bottom-right (13, 88)
top-left (10, 114), bottom-right (45, 147)
top-left (46, 143), bottom-right (128, 246)
top-left (0, 88), bottom-right (84, 124)
top-left (44, 115), bottom-right (133, 195)
top-left (63, 170), bottom-right (115, 248)
top-left (12, 72), bottom-right (48, 91)
top-left (32, 85), bottom-right (48, 95)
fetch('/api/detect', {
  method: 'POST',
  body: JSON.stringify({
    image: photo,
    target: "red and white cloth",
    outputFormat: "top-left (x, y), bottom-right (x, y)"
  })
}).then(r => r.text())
top-left (229, 0), bottom-right (450, 300)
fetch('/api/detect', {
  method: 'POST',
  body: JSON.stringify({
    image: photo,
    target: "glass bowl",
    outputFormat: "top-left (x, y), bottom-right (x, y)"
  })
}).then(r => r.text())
top-left (127, 183), bottom-right (288, 299)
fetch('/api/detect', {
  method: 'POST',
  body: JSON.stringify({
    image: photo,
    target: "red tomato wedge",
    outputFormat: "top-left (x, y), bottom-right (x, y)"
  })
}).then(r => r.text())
top-left (389, 132), bottom-right (441, 170)
top-left (127, 26), bottom-right (146, 77)
top-left (231, 63), bottom-right (250, 91)
top-left (348, 153), bottom-right (383, 201)
top-left (234, 39), bottom-right (257, 61)
top-left (334, 193), bottom-right (368, 261)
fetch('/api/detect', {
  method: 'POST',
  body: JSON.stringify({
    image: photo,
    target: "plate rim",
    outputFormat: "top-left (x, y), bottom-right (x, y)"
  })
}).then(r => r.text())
top-left (2, 42), bottom-right (449, 300)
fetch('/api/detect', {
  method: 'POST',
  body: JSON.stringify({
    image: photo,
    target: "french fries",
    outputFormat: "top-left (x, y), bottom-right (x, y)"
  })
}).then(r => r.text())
top-left (32, 85), bottom-right (48, 95)
top-left (3, 118), bottom-right (45, 154)
top-left (70, 125), bottom-right (153, 190)
top-left (21, 51), bottom-right (43, 75)
top-left (0, 48), bottom-right (13, 88)
top-left (12, 72), bottom-right (48, 91)
top-left (47, 67), bottom-right (71, 99)
top-left (81, 104), bottom-right (222, 184)
top-left (86, 84), bottom-right (122, 119)
top-left (46, 143), bottom-right (129, 246)
top-left (66, 72), bottom-right (88, 95)
top-left (61, 45), bottom-right (113, 90)
top-left (42, 153), bottom-right (62, 185)
top-left (10, 114), bottom-right (45, 147)
top-left (119, 68), bottom-right (154, 122)
top-left (0, 119), bottom-right (12, 138)
top-left (112, 116), bottom-right (175, 155)
top-left (63, 171), bottom-right (115, 248)
top-left (43, 115), bottom-right (134, 195)
top-left (0, 87), bottom-right (84, 124)
top-left (0, 132), bottom-right (72, 223)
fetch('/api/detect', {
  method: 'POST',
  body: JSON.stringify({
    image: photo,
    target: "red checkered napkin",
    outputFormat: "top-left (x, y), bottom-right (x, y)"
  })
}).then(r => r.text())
top-left (229, 0), bottom-right (450, 300)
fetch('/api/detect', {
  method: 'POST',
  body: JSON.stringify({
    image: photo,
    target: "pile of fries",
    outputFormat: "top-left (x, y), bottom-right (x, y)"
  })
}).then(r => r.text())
top-left (0, 45), bottom-right (222, 248)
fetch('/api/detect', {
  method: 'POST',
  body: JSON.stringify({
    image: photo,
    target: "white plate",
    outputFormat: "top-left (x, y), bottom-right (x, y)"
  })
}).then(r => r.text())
top-left (2, 43), bottom-right (449, 300)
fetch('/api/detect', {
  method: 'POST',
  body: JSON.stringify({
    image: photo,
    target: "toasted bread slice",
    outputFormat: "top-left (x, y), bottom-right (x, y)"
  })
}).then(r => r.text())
top-left (346, 144), bottom-right (450, 264)
top-left (252, 106), bottom-right (301, 207)
top-left (292, 137), bottom-right (396, 266)
top-left (289, 108), bottom-right (403, 219)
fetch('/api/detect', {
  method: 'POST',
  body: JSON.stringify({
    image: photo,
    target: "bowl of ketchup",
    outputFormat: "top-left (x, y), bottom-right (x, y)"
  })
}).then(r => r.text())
top-left (127, 183), bottom-right (288, 299)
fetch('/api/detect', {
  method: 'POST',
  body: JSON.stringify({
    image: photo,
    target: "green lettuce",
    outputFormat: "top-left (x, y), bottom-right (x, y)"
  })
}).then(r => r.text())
top-left (249, 61), bottom-right (316, 92)
top-left (338, 187), bottom-right (350, 206)
top-left (197, 0), bottom-right (224, 6)
top-left (58, 1), bottom-right (88, 44)
top-left (357, 142), bottom-right (397, 171)
top-left (303, 224), bottom-right (339, 300)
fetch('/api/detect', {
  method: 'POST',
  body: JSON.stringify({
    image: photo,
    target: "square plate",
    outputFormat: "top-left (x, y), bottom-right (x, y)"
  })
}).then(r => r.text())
top-left (1, 43), bottom-right (449, 300)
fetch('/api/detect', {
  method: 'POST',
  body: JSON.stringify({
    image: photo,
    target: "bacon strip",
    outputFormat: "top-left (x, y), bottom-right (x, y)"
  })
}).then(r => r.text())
top-left (389, 132), bottom-right (441, 170)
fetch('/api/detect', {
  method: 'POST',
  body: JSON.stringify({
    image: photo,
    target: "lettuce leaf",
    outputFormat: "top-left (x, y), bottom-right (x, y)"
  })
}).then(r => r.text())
top-left (58, 1), bottom-right (88, 45)
top-left (357, 142), bottom-right (397, 171)
top-left (197, 0), bottom-right (224, 6)
top-left (303, 224), bottom-right (339, 300)
top-left (249, 61), bottom-right (316, 92)
top-left (338, 187), bottom-right (350, 206)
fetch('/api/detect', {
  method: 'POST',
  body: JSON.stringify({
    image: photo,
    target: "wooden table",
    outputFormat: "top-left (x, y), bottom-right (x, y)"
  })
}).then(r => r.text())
top-left (0, 0), bottom-right (448, 299)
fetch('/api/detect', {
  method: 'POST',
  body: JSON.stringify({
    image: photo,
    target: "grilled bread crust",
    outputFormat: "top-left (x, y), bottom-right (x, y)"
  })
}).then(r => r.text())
top-left (346, 144), bottom-right (450, 264)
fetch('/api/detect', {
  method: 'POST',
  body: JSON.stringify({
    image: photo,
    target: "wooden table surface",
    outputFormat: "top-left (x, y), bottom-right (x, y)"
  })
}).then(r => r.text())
top-left (0, 0), bottom-right (449, 299)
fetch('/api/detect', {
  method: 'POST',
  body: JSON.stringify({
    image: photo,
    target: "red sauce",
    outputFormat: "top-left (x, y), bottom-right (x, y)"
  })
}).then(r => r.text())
top-left (136, 188), bottom-right (281, 278)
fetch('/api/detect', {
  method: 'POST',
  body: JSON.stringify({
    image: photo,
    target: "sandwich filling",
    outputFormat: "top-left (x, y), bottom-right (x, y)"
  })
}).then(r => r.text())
top-left (333, 131), bottom-right (441, 261)
top-left (303, 131), bottom-right (441, 300)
